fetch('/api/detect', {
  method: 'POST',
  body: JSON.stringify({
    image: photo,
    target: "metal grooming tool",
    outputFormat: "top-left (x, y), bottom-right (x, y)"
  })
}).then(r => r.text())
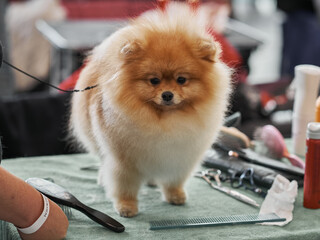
top-left (149, 213), bottom-right (286, 230)
top-left (194, 169), bottom-right (260, 208)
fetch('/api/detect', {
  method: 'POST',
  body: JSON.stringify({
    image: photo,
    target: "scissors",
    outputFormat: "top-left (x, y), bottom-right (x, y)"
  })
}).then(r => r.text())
top-left (194, 168), bottom-right (260, 208)
top-left (229, 168), bottom-right (267, 198)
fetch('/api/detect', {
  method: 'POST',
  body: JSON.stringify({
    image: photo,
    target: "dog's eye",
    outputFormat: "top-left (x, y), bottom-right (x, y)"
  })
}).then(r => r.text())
top-left (150, 78), bottom-right (160, 85)
top-left (177, 76), bottom-right (187, 85)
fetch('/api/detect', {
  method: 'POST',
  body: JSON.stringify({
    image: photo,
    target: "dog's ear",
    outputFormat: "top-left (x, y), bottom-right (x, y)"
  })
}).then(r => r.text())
top-left (120, 41), bottom-right (143, 61)
top-left (196, 38), bottom-right (221, 63)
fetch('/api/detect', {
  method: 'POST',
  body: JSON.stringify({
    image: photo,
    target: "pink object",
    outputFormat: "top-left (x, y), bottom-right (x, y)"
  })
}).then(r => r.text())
top-left (258, 125), bottom-right (305, 169)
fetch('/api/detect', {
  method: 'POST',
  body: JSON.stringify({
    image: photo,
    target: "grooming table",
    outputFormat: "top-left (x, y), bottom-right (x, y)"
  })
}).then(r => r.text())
top-left (1, 153), bottom-right (319, 240)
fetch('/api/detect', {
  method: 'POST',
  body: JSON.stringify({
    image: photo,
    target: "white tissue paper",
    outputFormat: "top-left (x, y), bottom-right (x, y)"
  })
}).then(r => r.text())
top-left (259, 174), bottom-right (298, 226)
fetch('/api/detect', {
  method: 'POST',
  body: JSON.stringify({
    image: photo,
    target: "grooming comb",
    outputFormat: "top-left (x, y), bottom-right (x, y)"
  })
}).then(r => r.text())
top-left (149, 213), bottom-right (286, 230)
top-left (25, 178), bottom-right (125, 233)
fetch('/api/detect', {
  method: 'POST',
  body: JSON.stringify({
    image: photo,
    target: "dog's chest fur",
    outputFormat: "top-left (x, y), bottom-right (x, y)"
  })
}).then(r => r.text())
top-left (92, 100), bottom-right (219, 183)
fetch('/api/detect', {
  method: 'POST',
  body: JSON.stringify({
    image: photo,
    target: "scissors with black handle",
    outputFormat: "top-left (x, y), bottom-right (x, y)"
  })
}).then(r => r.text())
top-left (194, 169), bottom-right (260, 208)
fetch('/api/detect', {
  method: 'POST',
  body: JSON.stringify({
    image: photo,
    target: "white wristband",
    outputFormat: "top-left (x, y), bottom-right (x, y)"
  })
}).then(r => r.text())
top-left (17, 193), bottom-right (50, 234)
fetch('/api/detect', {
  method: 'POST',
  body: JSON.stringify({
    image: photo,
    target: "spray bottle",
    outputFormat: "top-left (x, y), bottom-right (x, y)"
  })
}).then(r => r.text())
top-left (304, 122), bottom-right (320, 209)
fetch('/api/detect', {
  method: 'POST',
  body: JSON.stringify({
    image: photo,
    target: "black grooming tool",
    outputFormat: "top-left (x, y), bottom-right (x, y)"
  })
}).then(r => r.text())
top-left (214, 143), bottom-right (304, 177)
top-left (25, 178), bottom-right (125, 233)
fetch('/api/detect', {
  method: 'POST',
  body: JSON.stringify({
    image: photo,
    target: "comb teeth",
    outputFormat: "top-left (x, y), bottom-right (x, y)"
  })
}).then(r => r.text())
top-left (150, 213), bottom-right (286, 230)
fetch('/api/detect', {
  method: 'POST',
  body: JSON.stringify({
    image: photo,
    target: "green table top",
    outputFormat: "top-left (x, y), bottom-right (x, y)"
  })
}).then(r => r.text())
top-left (1, 154), bottom-right (319, 240)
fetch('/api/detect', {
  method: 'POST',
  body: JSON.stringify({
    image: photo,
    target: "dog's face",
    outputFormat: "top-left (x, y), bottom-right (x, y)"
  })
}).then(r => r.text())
top-left (114, 30), bottom-right (222, 116)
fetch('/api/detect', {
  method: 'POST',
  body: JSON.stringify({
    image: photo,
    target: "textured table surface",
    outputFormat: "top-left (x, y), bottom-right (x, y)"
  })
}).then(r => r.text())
top-left (1, 153), bottom-right (319, 240)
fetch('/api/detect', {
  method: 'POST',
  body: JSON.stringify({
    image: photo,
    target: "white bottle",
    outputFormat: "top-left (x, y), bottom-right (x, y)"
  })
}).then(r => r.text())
top-left (292, 65), bottom-right (320, 156)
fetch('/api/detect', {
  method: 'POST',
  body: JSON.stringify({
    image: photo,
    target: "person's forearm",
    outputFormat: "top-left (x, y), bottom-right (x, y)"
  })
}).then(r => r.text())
top-left (0, 166), bottom-right (43, 227)
top-left (0, 166), bottom-right (69, 240)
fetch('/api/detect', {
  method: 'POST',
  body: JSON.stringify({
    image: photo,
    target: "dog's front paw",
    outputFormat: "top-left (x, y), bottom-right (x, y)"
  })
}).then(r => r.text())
top-left (164, 187), bottom-right (186, 205)
top-left (115, 199), bottom-right (138, 218)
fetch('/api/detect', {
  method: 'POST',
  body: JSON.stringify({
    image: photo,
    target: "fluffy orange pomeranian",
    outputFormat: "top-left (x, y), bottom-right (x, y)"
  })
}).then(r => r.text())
top-left (70, 2), bottom-right (232, 217)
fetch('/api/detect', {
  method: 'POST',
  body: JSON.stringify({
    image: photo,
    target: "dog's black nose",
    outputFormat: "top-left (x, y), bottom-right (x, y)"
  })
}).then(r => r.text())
top-left (162, 91), bottom-right (174, 102)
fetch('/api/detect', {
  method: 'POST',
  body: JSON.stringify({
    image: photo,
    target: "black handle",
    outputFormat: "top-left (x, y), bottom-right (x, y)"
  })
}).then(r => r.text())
top-left (28, 178), bottom-right (126, 233)
top-left (74, 200), bottom-right (125, 233)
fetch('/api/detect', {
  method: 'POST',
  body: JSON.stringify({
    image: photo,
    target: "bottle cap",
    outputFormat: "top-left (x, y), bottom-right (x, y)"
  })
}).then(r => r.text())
top-left (307, 122), bottom-right (320, 139)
